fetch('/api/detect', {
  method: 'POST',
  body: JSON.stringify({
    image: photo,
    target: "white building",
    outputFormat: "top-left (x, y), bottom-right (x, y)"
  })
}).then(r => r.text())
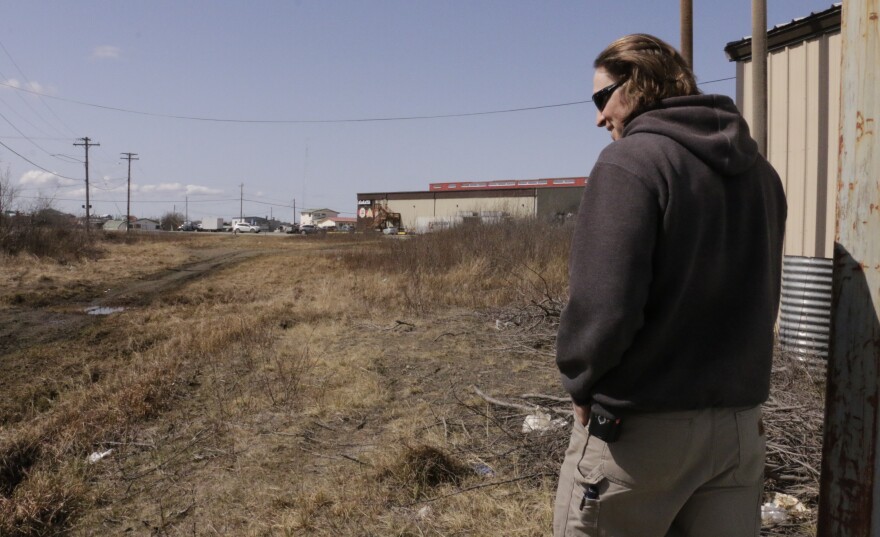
top-left (300, 209), bottom-right (339, 226)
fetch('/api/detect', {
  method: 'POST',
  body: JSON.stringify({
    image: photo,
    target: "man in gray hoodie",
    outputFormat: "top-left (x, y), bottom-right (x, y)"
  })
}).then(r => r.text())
top-left (553, 34), bottom-right (786, 536)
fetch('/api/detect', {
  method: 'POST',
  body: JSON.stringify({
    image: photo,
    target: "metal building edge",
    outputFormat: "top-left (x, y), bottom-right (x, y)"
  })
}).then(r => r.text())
top-left (724, 4), bottom-right (842, 61)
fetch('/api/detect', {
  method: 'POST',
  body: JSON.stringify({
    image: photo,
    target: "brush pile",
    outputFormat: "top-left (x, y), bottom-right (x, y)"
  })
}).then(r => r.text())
top-left (489, 300), bottom-right (825, 537)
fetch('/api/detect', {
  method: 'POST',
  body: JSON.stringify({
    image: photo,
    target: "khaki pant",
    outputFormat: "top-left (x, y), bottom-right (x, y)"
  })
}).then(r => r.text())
top-left (553, 406), bottom-right (764, 537)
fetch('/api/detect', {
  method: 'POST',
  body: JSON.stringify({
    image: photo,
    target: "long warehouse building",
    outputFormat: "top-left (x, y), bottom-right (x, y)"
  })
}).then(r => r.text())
top-left (357, 177), bottom-right (586, 233)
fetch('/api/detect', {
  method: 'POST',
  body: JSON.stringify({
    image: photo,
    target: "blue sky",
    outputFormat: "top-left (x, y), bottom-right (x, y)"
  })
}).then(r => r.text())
top-left (1, 1), bottom-right (835, 222)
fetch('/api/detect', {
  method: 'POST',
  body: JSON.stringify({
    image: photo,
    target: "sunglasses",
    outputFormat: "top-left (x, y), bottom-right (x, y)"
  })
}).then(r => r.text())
top-left (592, 80), bottom-right (624, 112)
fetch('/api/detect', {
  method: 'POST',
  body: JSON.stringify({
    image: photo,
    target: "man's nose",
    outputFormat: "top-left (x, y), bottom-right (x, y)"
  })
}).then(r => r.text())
top-left (596, 111), bottom-right (606, 128)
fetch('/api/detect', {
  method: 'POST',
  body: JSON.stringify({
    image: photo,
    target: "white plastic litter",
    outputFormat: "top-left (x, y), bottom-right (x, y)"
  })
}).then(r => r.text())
top-left (773, 492), bottom-right (808, 513)
top-left (494, 319), bottom-right (513, 330)
top-left (521, 410), bottom-right (567, 433)
top-left (761, 503), bottom-right (787, 525)
top-left (86, 449), bottom-right (113, 464)
top-left (762, 492), bottom-right (809, 526)
top-left (417, 505), bottom-right (433, 519)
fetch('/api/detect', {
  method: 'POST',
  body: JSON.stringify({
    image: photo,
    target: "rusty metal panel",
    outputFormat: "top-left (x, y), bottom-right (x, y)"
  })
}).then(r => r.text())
top-left (817, 0), bottom-right (880, 535)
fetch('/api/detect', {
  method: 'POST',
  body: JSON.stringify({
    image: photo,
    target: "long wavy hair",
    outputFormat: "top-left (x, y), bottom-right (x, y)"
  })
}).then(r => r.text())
top-left (594, 34), bottom-right (700, 122)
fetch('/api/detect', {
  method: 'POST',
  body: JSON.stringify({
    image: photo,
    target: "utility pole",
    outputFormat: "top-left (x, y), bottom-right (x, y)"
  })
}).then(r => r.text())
top-left (751, 0), bottom-right (768, 157)
top-left (120, 152), bottom-right (138, 232)
top-left (817, 0), bottom-right (880, 534)
top-left (239, 183), bottom-right (244, 220)
top-left (302, 142), bottom-right (309, 214)
top-left (185, 196), bottom-right (189, 223)
top-left (293, 198), bottom-right (296, 224)
top-left (74, 137), bottom-right (99, 231)
top-left (680, 0), bottom-right (693, 68)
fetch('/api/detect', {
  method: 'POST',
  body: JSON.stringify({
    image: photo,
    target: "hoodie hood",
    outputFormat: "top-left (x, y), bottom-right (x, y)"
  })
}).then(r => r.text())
top-left (623, 94), bottom-right (758, 176)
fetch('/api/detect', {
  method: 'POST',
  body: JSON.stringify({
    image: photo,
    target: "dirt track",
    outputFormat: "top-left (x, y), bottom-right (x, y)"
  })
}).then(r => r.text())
top-left (0, 248), bottom-right (257, 358)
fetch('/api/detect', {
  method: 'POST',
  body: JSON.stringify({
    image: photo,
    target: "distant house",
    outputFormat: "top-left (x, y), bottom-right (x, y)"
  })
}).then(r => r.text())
top-left (132, 219), bottom-right (159, 231)
top-left (102, 219), bottom-right (129, 231)
top-left (318, 216), bottom-right (357, 230)
top-left (300, 209), bottom-right (339, 227)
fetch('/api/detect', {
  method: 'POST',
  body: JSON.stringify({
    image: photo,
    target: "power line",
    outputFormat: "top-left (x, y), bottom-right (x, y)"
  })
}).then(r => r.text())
top-left (242, 197), bottom-right (296, 208)
top-left (0, 135), bottom-right (72, 141)
top-left (0, 108), bottom-right (69, 160)
top-left (0, 39), bottom-right (77, 138)
top-left (0, 76), bottom-right (738, 124)
top-left (0, 138), bottom-right (79, 180)
top-left (16, 195), bottom-right (240, 203)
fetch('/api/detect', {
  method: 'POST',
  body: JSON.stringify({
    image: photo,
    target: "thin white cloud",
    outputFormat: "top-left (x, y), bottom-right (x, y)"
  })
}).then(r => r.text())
top-left (186, 185), bottom-right (223, 195)
top-left (18, 170), bottom-right (78, 188)
top-left (133, 183), bottom-right (222, 196)
top-left (1, 78), bottom-right (55, 95)
top-left (92, 46), bottom-right (121, 60)
top-left (139, 182), bottom-right (183, 194)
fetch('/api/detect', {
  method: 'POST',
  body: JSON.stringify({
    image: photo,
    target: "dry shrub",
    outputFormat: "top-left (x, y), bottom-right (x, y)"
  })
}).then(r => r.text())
top-left (0, 466), bottom-right (86, 537)
top-left (376, 444), bottom-right (470, 501)
top-left (760, 347), bottom-right (826, 537)
top-left (0, 219), bottom-right (103, 262)
top-left (340, 219), bottom-right (572, 311)
top-left (0, 440), bottom-right (40, 498)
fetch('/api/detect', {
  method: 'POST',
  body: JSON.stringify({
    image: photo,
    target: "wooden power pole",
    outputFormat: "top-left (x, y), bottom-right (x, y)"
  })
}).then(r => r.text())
top-left (817, 0), bottom-right (880, 535)
top-left (74, 137), bottom-right (99, 230)
top-left (680, 0), bottom-right (693, 68)
top-left (120, 152), bottom-right (138, 232)
top-left (751, 0), bottom-right (768, 157)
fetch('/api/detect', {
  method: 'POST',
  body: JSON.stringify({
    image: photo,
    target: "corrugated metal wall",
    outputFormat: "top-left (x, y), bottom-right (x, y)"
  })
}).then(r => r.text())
top-left (735, 31), bottom-right (840, 258)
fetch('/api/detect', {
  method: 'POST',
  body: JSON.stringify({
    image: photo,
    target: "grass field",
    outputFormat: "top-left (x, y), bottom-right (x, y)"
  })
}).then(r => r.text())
top-left (0, 224), bottom-right (574, 536)
top-left (0, 223), bottom-right (823, 536)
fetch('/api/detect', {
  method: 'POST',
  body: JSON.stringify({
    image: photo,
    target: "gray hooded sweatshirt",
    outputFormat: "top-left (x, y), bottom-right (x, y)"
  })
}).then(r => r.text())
top-left (556, 94), bottom-right (787, 413)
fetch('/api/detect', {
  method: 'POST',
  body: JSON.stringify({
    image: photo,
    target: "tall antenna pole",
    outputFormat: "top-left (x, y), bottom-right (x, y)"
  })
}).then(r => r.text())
top-left (751, 0), bottom-right (768, 157)
top-left (239, 183), bottom-right (244, 220)
top-left (120, 152), bottom-right (138, 232)
top-left (680, 0), bottom-right (693, 68)
top-left (302, 142), bottom-right (309, 213)
top-left (74, 137), bottom-right (100, 231)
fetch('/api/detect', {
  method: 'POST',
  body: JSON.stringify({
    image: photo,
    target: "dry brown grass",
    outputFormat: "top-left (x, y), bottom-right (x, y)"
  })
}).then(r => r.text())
top-left (340, 219), bottom-right (571, 312)
top-left (0, 223), bottom-right (823, 536)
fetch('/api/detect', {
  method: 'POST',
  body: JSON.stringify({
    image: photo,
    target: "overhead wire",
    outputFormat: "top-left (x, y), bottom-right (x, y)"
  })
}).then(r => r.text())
top-left (0, 108), bottom-right (72, 160)
top-left (0, 39), bottom-right (77, 138)
top-left (15, 194), bottom-right (239, 204)
top-left (3, 71), bottom-right (737, 217)
top-left (0, 92), bottom-right (59, 140)
top-left (0, 76), bottom-right (738, 124)
top-left (0, 138), bottom-right (80, 180)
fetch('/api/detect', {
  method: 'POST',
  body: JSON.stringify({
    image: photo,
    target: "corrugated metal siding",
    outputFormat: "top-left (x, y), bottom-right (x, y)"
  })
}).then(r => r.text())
top-left (433, 195), bottom-right (535, 219)
top-left (736, 31), bottom-right (840, 258)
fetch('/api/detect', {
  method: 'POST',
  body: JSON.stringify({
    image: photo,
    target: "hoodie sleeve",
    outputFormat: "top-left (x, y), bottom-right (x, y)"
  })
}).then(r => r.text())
top-left (556, 158), bottom-right (661, 405)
